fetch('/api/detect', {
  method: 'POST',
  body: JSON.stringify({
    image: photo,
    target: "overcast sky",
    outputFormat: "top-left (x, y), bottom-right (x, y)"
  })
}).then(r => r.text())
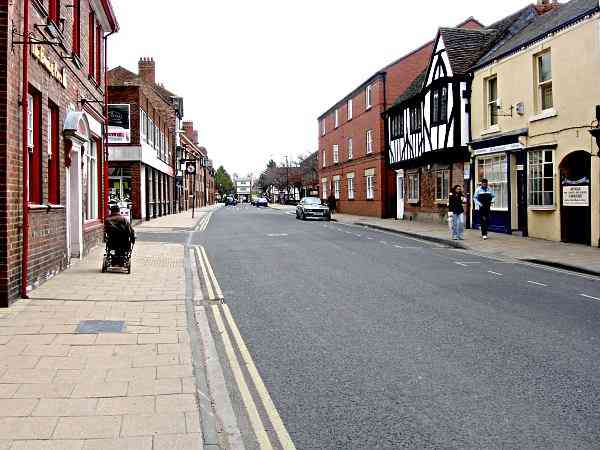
top-left (109, 0), bottom-right (530, 178)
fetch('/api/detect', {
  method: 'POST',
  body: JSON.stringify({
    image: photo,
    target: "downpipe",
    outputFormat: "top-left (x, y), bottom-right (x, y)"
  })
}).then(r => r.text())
top-left (103, 30), bottom-right (116, 219)
top-left (20, 0), bottom-right (30, 299)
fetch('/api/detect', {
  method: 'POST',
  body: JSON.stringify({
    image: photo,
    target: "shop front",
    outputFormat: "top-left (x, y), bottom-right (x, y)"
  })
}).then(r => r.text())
top-left (470, 130), bottom-right (528, 235)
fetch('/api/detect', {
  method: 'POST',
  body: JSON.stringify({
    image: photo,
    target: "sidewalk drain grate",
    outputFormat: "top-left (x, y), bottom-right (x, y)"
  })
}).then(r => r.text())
top-left (76, 320), bottom-right (126, 334)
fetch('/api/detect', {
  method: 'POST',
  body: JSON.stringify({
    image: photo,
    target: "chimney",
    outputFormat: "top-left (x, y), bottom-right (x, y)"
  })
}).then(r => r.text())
top-left (182, 121), bottom-right (196, 143)
top-left (535, 0), bottom-right (560, 14)
top-left (138, 57), bottom-right (156, 84)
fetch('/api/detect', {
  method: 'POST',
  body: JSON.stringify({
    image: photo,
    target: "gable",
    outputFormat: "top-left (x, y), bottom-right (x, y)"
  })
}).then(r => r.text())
top-left (425, 35), bottom-right (453, 88)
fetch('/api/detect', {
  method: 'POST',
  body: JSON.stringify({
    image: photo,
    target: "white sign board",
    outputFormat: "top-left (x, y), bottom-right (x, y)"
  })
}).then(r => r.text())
top-left (562, 185), bottom-right (589, 207)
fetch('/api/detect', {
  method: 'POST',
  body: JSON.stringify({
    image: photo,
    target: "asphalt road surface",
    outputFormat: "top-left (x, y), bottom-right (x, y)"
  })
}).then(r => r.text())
top-left (193, 204), bottom-right (600, 449)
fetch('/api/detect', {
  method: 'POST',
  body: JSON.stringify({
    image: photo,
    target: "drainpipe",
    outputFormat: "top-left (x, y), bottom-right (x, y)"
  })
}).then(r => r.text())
top-left (103, 30), bottom-right (116, 219)
top-left (21, 0), bottom-right (30, 299)
top-left (382, 72), bottom-right (388, 218)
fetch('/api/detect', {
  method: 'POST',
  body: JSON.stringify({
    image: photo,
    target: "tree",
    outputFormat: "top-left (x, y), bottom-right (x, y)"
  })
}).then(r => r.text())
top-left (214, 166), bottom-right (235, 195)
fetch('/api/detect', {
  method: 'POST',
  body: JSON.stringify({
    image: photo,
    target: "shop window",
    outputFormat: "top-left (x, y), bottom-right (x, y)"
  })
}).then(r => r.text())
top-left (88, 10), bottom-right (95, 77)
top-left (407, 172), bottom-right (419, 203)
top-left (528, 150), bottom-right (554, 207)
top-left (109, 168), bottom-right (132, 207)
top-left (48, 101), bottom-right (60, 204)
top-left (72, 0), bottom-right (81, 56)
top-left (28, 89), bottom-right (43, 204)
top-left (431, 85), bottom-right (448, 126)
top-left (536, 51), bottom-right (553, 112)
top-left (478, 154), bottom-right (508, 210)
top-left (84, 141), bottom-right (99, 220)
top-left (435, 170), bottom-right (450, 202)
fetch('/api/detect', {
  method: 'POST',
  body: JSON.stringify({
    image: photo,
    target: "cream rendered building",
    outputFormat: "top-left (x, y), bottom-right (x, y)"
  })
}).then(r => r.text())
top-left (469, 0), bottom-right (600, 246)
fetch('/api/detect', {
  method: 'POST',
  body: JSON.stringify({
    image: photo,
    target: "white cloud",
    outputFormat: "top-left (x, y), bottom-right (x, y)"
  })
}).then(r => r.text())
top-left (109, 0), bottom-right (529, 176)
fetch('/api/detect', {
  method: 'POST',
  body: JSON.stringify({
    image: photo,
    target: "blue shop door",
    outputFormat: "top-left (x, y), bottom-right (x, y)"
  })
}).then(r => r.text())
top-left (472, 209), bottom-right (510, 233)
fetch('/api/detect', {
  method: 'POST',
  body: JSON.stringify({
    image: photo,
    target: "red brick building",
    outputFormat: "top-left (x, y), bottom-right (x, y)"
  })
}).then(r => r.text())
top-left (180, 121), bottom-right (215, 209)
top-left (107, 59), bottom-right (182, 221)
top-left (0, 0), bottom-right (118, 305)
top-left (318, 18), bottom-right (482, 218)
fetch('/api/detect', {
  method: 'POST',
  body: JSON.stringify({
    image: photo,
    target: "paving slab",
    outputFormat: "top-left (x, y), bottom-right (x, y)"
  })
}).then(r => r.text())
top-left (82, 437), bottom-right (152, 450)
top-left (53, 416), bottom-right (122, 439)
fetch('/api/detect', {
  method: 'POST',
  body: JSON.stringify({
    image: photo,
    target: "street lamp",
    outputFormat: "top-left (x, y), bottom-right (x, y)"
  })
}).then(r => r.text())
top-left (590, 106), bottom-right (600, 157)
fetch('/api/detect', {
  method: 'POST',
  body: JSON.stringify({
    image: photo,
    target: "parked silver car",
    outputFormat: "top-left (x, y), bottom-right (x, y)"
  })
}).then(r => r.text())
top-left (296, 197), bottom-right (331, 221)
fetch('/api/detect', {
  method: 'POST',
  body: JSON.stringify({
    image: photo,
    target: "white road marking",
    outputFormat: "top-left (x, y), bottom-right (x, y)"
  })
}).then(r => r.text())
top-left (212, 306), bottom-right (274, 450)
top-left (267, 233), bottom-right (289, 237)
top-left (488, 271), bottom-right (503, 276)
top-left (354, 234), bottom-right (362, 238)
top-left (527, 281), bottom-right (548, 287)
top-left (222, 304), bottom-right (297, 450)
top-left (380, 241), bottom-right (388, 245)
top-left (367, 237), bottom-right (374, 240)
top-left (580, 294), bottom-right (600, 302)
top-left (394, 245), bottom-right (404, 249)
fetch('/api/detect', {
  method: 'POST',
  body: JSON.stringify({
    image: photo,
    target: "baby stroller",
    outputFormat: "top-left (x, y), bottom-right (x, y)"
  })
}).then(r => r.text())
top-left (101, 223), bottom-right (134, 274)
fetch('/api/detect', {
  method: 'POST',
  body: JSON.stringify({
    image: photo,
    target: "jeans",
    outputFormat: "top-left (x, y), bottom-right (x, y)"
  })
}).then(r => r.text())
top-left (451, 213), bottom-right (464, 239)
top-left (480, 209), bottom-right (490, 236)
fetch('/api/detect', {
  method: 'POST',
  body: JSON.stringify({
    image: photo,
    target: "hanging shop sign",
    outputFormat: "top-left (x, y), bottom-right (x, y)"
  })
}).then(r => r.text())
top-left (108, 104), bottom-right (131, 143)
top-left (562, 185), bottom-right (589, 207)
top-left (31, 44), bottom-right (68, 88)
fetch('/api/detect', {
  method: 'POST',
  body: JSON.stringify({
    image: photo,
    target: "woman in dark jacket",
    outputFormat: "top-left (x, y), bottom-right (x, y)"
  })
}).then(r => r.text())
top-left (448, 185), bottom-right (466, 240)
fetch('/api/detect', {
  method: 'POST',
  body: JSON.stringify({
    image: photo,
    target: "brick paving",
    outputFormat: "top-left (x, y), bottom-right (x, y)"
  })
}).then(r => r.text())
top-left (0, 223), bottom-right (203, 449)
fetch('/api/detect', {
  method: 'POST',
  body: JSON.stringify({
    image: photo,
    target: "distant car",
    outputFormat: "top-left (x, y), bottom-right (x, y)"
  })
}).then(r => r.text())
top-left (255, 197), bottom-right (268, 207)
top-left (225, 196), bottom-right (237, 206)
top-left (296, 197), bottom-right (330, 221)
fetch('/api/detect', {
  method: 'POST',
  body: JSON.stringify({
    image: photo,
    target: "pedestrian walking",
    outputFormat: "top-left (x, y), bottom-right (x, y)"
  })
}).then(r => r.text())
top-left (474, 178), bottom-right (495, 240)
top-left (327, 192), bottom-right (337, 216)
top-left (448, 185), bottom-right (467, 240)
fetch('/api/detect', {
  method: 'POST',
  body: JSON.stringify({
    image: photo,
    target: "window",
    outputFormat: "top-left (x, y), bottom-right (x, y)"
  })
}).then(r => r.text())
top-left (390, 112), bottom-right (403, 139)
top-left (347, 137), bottom-right (353, 160)
top-left (322, 149), bottom-right (326, 168)
top-left (96, 24), bottom-right (102, 82)
top-left (320, 119), bottom-right (325, 136)
top-left (366, 175), bottom-right (374, 200)
top-left (334, 109), bottom-right (339, 128)
top-left (28, 89), bottom-right (42, 204)
top-left (333, 144), bottom-right (339, 164)
top-left (366, 129), bottom-right (373, 154)
top-left (322, 179), bottom-right (327, 199)
top-left (148, 119), bottom-right (154, 147)
top-left (347, 99), bottom-right (353, 120)
top-left (435, 170), bottom-right (450, 202)
top-left (49, 0), bottom-right (60, 23)
top-left (88, 10), bottom-right (95, 77)
top-left (347, 174), bottom-right (355, 199)
top-left (48, 101), bottom-right (60, 204)
top-left (85, 141), bottom-right (99, 220)
top-left (528, 149), bottom-right (554, 207)
top-left (334, 178), bottom-right (340, 200)
top-left (478, 154), bottom-right (508, 209)
top-left (410, 105), bottom-right (422, 134)
top-left (431, 85), bottom-right (448, 126)
top-left (140, 109), bottom-right (147, 141)
top-left (407, 172), bottom-right (419, 203)
top-left (487, 77), bottom-right (498, 126)
top-left (537, 51), bottom-right (553, 111)
top-left (72, 0), bottom-right (81, 56)
top-left (365, 84), bottom-right (373, 109)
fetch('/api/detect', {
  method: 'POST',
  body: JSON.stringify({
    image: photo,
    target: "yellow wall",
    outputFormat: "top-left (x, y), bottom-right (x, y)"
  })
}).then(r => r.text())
top-left (471, 14), bottom-right (600, 246)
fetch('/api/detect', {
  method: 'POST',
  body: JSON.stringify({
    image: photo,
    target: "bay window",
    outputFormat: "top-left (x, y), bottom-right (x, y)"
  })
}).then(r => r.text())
top-left (528, 149), bottom-right (554, 207)
top-left (477, 154), bottom-right (508, 210)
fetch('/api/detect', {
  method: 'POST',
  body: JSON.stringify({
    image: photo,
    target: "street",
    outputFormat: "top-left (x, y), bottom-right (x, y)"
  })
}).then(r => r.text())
top-left (194, 204), bottom-right (600, 449)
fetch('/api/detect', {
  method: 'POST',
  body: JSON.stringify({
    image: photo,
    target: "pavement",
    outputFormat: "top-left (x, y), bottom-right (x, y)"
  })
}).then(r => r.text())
top-left (269, 203), bottom-right (600, 276)
top-left (0, 208), bottom-right (219, 450)
top-left (207, 204), bottom-right (600, 449)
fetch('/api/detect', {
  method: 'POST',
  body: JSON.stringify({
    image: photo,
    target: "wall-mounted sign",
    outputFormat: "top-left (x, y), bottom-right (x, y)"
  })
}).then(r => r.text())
top-left (473, 143), bottom-right (523, 156)
top-left (562, 185), bottom-right (589, 207)
top-left (108, 104), bottom-right (131, 144)
top-left (31, 44), bottom-right (68, 88)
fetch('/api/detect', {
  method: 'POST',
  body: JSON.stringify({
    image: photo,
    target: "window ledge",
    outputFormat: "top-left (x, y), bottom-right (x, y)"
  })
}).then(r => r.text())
top-left (529, 108), bottom-right (557, 123)
top-left (28, 204), bottom-right (49, 211)
top-left (407, 200), bottom-right (419, 205)
top-left (481, 125), bottom-right (501, 136)
top-left (528, 206), bottom-right (556, 212)
top-left (435, 201), bottom-right (449, 206)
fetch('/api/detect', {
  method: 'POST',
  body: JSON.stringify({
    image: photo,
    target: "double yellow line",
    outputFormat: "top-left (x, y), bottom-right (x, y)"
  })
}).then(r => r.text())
top-left (195, 245), bottom-right (296, 450)
top-left (195, 211), bottom-right (213, 232)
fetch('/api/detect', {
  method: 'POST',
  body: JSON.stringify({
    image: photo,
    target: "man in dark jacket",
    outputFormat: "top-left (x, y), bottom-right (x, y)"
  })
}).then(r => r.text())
top-left (474, 179), bottom-right (495, 240)
top-left (327, 192), bottom-right (337, 216)
top-left (104, 205), bottom-right (135, 251)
